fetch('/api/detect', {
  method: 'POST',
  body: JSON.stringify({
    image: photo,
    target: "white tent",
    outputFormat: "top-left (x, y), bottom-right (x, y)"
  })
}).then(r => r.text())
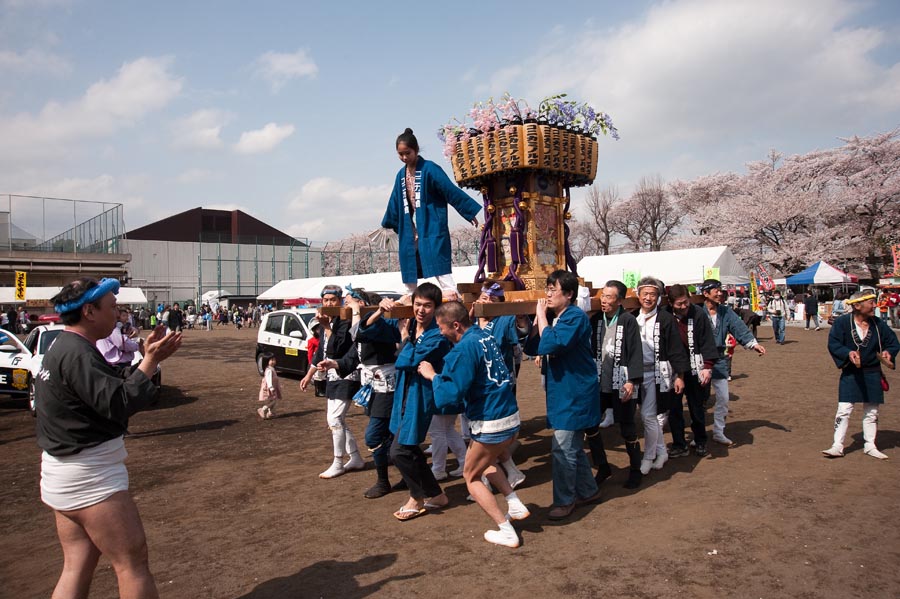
top-left (577, 246), bottom-right (748, 287)
top-left (0, 286), bottom-right (147, 305)
top-left (257, 265), bottom-right (481, 301)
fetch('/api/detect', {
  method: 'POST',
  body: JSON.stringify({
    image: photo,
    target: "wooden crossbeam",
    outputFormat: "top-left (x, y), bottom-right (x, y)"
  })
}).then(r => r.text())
top-left (457, 281), bottom-right (518, 294)
top-left (321, 294), bottom-right (708, 320)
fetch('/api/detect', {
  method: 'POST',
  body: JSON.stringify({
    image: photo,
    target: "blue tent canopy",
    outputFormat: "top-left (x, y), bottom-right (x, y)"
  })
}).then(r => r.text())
top-left (785, 261), bottom-right (854, 285)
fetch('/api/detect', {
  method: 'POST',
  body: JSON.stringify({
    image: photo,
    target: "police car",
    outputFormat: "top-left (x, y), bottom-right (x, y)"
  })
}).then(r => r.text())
top-left (0, 330), bottom-right (34, 408)
top-left (256, 308), bottom-right (317, 377)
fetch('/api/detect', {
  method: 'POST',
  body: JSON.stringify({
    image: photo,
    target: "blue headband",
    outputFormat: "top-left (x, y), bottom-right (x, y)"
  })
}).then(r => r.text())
top-left (344, 284), bottom-right (365, 302)
top-left (481, 283), bottom-right (505, 298)
top-left (321, 285), bottom-right (343, 298)
top-left (54, 278), bottom-right (120, 314)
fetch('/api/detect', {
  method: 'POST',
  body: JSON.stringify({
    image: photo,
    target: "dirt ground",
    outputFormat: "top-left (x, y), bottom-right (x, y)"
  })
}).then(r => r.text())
top-left (2, 320), bottom-right (899, 599)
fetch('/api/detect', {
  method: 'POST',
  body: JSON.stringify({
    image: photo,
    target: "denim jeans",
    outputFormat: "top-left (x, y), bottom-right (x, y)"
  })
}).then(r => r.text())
top-left (365, 416), bottom-right (392, 468)
top-left (771, 316), bottom-right (785, 343)
top-left (551, 429), bottom-right (598, 506)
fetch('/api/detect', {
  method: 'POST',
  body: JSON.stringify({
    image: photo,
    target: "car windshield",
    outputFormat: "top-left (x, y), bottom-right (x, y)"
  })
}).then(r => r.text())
top-left (40, 330), bottom-right (63, 354)
top-left (0, 333), bottom-right (20, 352)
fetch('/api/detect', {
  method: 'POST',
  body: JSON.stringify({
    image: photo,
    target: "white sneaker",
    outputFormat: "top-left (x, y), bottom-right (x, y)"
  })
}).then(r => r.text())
top-left (424, 444), bottom-right (433, 455)
top-left (713, 433), bottom-right (733, 446)
top-left (652, 451), bottom-right (668, 470)
top-left (319, 463), bottom-right (345, 479)
top-left (822, 445), bottom-right (844, 458)
top-left (507, 468), bottom-right (526, 490)
top-left (344, 455), bottom-right (365, 471)
top-left (506, 499), bottom-right (530, 521)
top-left (484, 527), bottom-right (520, 548)
top-left (640, 458), bottom-right (653, 475)
top-left (449, 466), bottom-right (464, 477)
top-left (598, 408), bottom-right (615, 428)
top-left (864, 446), bottom-right (889, 460)
top-left (432, 469), bottom-right (448, 481)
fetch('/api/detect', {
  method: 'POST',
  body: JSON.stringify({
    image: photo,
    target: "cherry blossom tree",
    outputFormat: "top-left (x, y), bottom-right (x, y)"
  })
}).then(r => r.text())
top-left (672, 130), bottom-right (900, 275)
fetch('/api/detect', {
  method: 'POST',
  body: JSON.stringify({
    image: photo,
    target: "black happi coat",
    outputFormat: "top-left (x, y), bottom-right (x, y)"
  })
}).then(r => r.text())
top-left (632, 308), bottom-right (691, 414)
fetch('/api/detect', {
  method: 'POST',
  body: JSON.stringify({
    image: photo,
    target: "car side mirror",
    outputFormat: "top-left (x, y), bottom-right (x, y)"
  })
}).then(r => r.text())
top-left (289, 330), bottom-right (304, 339)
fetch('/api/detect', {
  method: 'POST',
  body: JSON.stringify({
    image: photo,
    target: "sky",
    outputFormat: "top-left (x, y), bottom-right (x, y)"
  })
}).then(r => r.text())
top-left (1, 0), bottom-right (899, 245)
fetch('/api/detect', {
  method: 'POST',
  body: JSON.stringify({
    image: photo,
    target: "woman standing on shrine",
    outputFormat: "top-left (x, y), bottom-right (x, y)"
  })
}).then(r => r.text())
top-left (382, 128), bottom-right (481, 294)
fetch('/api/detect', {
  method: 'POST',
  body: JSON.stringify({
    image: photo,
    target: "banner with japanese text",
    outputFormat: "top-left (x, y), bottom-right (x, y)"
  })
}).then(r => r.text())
top-left (749, 270), bottom-right (760, 312)
top-left (14, 271), bottom-right (26, 301)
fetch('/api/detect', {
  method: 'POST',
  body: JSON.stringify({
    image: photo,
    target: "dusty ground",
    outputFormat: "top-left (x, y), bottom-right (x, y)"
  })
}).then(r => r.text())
top-left (1, 321), bottom-right (899, 599)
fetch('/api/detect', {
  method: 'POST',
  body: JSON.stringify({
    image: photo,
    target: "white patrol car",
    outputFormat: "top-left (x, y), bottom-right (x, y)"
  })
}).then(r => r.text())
top-left (0, 331), bottom-right (34, 408)
top-left (21, 324), bottom-right (161, 415)
top-left (256, 308), bottom-right (317, 377)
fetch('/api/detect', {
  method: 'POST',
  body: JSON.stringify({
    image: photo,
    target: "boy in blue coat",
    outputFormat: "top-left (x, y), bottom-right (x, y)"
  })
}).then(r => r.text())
top-left (382, 128), bottom-right (481, 293)
top-left (358, 283), bottom-right (451, 521)
top-left (419, 301), bottom-right (530, 548)
top-left (523, 270), bottom-right (602, 520)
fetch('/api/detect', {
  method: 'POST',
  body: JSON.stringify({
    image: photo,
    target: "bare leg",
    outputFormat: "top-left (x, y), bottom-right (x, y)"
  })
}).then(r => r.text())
top-left (51, 511), bottom-right (102, 599)
top-left (465, 439), bottom-right (514, 525)
top-left (63, 491), bottom-right (159, 599)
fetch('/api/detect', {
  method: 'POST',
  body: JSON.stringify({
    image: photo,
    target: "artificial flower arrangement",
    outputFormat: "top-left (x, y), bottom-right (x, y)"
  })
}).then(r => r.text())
top-left (437, 93), bottom-right (618, 189)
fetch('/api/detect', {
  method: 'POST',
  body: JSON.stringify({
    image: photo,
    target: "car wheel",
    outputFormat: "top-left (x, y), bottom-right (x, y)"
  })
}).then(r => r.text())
top-left (28, 380), bottom-right (36, 417)
top-left (256, 353), bottom-right (267, 376)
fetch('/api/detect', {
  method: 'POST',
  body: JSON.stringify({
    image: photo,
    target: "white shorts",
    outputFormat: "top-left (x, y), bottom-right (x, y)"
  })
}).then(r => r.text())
top-left (41, 436), bottom-right (129, 511)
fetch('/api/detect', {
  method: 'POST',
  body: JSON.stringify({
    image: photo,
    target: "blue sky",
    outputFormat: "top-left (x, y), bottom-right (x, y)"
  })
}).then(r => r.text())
top-left (2, 0), bottom-right (899, 244)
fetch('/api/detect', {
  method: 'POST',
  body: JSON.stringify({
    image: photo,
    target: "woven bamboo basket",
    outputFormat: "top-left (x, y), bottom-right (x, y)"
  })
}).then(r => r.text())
top-left (450, 123), bottom-right (598, 189)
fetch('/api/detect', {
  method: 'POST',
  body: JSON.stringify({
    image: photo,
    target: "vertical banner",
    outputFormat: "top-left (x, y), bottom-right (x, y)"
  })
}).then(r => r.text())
top-left (756, 263), bottom-right (775, 291)
top-left (749, 270), bottom-right (760, 312)
top-left (623, 270), bottom-right (641, 291)
top-left (892, 243), bottom-right (900, 276)
top-left (14, 271), bottom-right (26, 301)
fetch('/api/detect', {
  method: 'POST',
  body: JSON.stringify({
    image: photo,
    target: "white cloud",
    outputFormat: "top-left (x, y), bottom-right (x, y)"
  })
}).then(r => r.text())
top-left (253, 48), bottom-right (318, 92)
top-left (0, 56), bottom-right (182, 160)
top-left (175, 168), bottom-right (216, 184)
top-left (287, 177), bottom-right (391, 239)
top-left (233, 122), bottom-right (295, 154)
top-left (172, 109), bottom-right (231, 149)
top-left (0, 48), bottom-right (71, 75)
top-left (204, 203), bottom-right (248, 212)
top-left (478, 0), bottom-right (900, 148)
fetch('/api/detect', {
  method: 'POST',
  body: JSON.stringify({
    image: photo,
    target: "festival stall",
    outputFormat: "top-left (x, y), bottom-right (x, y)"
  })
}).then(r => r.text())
top-left (577, 246), bottom-right (748, 289)
top-left (784, 261), bottom-right (857, 286)
top-left (784, 261), bottom-right (858, 320)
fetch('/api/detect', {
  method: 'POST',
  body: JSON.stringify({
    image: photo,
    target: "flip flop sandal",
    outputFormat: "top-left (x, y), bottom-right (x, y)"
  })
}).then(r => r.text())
top-left (393, 507), bottom-right (426, 521)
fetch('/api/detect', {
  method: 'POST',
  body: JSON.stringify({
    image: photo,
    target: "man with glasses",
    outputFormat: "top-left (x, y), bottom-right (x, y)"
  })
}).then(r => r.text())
top-left (523, 270), bottom-right (601, 520)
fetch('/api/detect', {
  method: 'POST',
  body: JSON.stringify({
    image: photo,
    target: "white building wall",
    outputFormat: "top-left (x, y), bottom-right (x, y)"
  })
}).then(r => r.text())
top-left (121, 239), bottom-right (322, 306)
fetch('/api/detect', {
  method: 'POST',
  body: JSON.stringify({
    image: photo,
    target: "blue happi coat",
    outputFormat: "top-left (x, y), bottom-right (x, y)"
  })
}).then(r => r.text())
top-left (480, 315), bottom-right (521, 375)
top-left (523, 305), bottom-right (600, 431)
top-left (359, 316), bottom-right (450, 444)
top-left (828, 314), bottom-right (900, 404)
top-left (381, 156), bottom-right (481, 284)
top-left (432, 326), bottom-right (519, 431)
top-left (703, 302), bottom-right (757, 380)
